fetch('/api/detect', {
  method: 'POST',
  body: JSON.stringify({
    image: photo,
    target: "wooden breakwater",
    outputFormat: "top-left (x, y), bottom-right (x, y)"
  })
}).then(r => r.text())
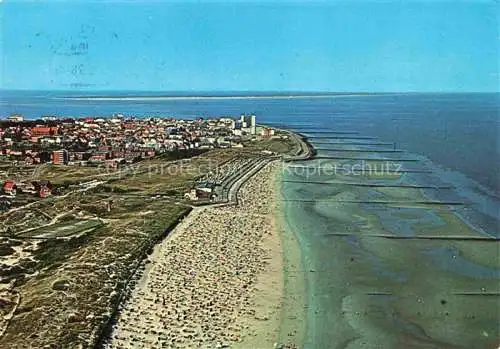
top-left (283, 165), bottom-right (432, 174)
top-left (311, 141), bottom-right (394, 146)
top-left (299, 131), bottom-right (360, 135)
top-left (314, 148), bottom-right (404, 153)
top-left (312, 155), bottom-right (420, 162)
top-left (281, 179), bottom-right (453, 190)
top-left (304, 135), bottom-right (377, 140)
top-left (322, 232), bottom-right (498, 242)
top-left (280, 199), bottom-right (466, 206)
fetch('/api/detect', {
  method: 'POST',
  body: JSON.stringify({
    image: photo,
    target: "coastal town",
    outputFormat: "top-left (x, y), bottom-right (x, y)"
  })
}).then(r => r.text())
top-left (0, 111), bottom-right (305, 348)
top-left (0, 113), bottom-right (281, 206)
top-left (1, 113), bottom-right (270, 167)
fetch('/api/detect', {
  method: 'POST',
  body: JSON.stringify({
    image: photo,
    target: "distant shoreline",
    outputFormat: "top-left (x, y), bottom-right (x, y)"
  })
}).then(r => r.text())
top-left (55, 93), bottom-right (380, 101)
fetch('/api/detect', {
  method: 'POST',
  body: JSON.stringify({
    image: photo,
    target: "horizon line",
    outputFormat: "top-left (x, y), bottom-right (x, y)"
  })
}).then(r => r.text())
top-left (1, 88), bottom-right (499, 94)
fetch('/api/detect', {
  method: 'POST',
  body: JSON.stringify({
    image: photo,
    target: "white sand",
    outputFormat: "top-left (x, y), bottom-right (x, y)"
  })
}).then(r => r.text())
top-left (106, 161), bottom-right (283, 348)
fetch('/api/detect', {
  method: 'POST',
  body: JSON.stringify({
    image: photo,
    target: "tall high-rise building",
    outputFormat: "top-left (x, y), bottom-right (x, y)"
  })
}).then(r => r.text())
top-left (235, 114), bottom-right (257, 135)
top-left (250, 114), bottom-right (256, 135)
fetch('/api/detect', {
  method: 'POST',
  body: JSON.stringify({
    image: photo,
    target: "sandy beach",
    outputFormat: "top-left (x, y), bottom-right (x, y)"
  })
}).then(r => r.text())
top-left (105, 161), bottom-right (299, 348)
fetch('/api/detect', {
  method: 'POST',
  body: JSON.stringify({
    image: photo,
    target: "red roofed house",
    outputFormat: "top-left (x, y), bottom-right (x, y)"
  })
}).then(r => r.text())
top-left (2, 181), bottom-right (17, 197)
top-left (32, 180), bottom-right (52, 198)
top-left (32, 126), bottom-right (58, 136)
top-left (90, 151), bottom-right (108, 162)
top-left (142, 148), bottom-right (156, 158)
top-left (122, 122), bottom-right (136, 129)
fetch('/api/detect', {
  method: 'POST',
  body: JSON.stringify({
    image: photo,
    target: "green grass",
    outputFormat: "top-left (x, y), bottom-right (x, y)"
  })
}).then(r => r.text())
top-left (242, 136), bottom-right (296, 155)
top-left (0, 243), bottom-right (15, 256)
top-left (18, 219), bottom-right (103, 239)
top-left (30, 233), bottom-right (97, 271)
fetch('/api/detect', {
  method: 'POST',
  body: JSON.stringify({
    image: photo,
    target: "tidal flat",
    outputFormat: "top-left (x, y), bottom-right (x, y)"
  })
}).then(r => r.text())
top-left (280, 156), bottom-right (499, 349)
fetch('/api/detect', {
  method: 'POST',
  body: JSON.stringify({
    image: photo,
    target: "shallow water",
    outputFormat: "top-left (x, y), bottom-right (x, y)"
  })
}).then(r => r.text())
top-left (280, 148), bottom-right (498, 348)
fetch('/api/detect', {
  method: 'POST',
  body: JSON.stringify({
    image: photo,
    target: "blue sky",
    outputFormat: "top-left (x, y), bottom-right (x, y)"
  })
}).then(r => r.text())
top-left (1, 0), bottom-right (498, 92)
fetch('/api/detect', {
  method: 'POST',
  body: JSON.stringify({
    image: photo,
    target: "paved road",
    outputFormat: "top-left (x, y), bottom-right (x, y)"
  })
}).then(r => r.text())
top-left (214, 156), bottom-right (276, 205)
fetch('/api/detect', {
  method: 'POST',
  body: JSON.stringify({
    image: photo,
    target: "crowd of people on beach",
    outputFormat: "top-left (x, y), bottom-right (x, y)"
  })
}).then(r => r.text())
top-left (106, 162), bottom-right (279, 348)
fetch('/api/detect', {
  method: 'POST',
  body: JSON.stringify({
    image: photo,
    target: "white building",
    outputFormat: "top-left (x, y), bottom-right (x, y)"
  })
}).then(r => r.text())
top-left (250, 114), bottom-right (256, 135)
top-left (234, 114), bottom-right (257, 135)
top-left (7, 115), bottom-right (23, 122)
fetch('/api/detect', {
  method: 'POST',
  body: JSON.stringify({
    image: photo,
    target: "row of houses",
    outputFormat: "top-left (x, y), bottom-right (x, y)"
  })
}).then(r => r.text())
top-left (1, 180), bottom-right (52, 198)
top-left (0, 115), bottom-right (268, 167)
